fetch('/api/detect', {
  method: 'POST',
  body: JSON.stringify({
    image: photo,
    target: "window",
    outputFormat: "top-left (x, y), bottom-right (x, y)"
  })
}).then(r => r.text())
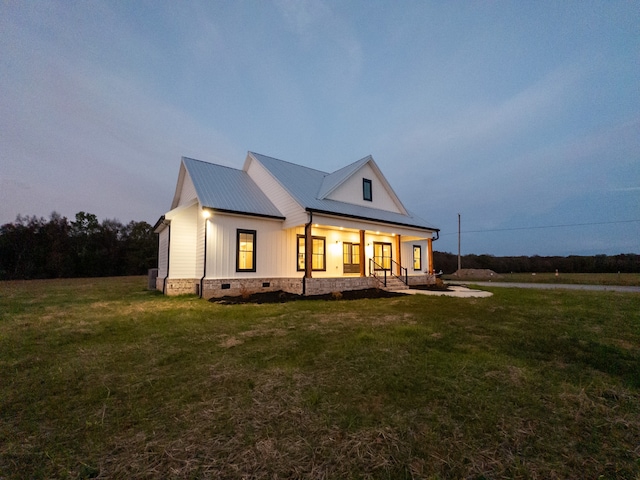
top-left (343, 242), bottom-right (360, 273)
top-left (413, 245), bottom-right (422, 271)
top-left (373, 242), bottom-right (392, 270)
top-left (363, 178), bottom-right (372, 201)
top-left (236, 229), bottom-right (256, 272)
top-left (297, 235), bottom-right (326, 271)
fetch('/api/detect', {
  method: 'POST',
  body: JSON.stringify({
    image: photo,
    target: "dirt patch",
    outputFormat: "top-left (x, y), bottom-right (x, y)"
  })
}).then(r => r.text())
top-left (211, 288), bottom-right (406, 304)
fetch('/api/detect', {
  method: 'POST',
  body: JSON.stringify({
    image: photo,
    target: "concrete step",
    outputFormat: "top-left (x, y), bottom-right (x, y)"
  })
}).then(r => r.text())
top-left (372, 275), bottom-right (410, 291)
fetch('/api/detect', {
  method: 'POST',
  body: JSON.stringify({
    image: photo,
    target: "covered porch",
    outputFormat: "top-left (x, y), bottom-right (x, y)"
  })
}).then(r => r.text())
top-left (296, 211), bottom-right (437, 294)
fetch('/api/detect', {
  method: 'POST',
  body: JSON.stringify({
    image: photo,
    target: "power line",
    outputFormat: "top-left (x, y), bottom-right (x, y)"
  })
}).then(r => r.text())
top-left (439, 219), bottom-right (640, 236)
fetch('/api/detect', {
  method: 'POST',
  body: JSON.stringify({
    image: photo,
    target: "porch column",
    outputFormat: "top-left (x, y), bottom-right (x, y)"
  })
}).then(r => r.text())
top-left (304, 221), bottom-right (312, 278)
top-left (359, 229), bottom-right (365, 276)
top-left (427, 237), bottom-right (434, 274)
top-left (395, 234), bottom-right (402, 276)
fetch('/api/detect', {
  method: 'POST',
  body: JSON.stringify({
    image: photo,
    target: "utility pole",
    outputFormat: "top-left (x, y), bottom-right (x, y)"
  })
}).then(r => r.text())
top-left (457, 213), bottom-right (461, 272)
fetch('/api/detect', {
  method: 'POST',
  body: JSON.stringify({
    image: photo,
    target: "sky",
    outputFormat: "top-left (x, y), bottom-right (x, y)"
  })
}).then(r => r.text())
top-left (1, 0), bottom-right (638, 256)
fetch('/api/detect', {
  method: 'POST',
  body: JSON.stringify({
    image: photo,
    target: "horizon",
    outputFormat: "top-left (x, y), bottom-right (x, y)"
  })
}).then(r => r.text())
top-left (1, 1), bottom-right (638, 256)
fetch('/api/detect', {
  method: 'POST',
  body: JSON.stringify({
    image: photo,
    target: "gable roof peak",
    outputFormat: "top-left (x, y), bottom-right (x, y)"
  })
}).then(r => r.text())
top-left (317, 155), bottom-right (374, 199)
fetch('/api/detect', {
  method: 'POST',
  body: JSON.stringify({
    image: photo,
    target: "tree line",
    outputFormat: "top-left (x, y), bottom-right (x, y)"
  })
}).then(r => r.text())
top-left (434, 251), bottom-right (639, 274)
top-left (1, 212), bottom-right (637, 280)
top-left (0, 212), bottom-right (158, 280)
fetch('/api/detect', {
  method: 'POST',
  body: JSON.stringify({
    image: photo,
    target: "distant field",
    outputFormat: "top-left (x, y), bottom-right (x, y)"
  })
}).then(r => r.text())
top-left (1, 277), bottom-right (639, 479)
top-left (444, 272), bottom-right (640, 286)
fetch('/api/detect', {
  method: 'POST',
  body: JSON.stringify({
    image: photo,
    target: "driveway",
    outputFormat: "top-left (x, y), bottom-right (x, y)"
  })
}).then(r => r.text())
top-left (457, 282), bottom-right (640, 293)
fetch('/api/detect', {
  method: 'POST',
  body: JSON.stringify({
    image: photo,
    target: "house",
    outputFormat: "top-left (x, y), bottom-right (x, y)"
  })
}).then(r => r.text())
top-left (154, 152), bottom-right (439, 298)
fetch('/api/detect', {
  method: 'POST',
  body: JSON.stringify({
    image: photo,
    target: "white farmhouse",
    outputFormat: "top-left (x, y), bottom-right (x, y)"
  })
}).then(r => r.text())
top-left (155, 152), bottom-right (439, 298)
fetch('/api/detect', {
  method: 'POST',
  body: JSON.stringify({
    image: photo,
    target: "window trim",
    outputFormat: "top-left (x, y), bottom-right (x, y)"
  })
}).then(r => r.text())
top-left (297, 234), bottom-right (326, 272)
top-left (413, 245), bottom-right (422, 271)
top-left (363, 178), bottom-right (372, 202)
top-left (236, 229), bottom-right (256, 272)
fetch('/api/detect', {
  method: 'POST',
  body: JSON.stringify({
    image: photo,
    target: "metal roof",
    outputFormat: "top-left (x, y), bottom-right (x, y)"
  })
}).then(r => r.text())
top-left (317, 155), bottom-right (372, 199)
top-left (182, 157), bottom-right (284, 219)
top-left (248, 152), bottom-right (438, 231)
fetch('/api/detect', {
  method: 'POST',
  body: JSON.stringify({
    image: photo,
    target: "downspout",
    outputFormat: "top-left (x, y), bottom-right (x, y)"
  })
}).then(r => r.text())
top-left (428, 229), bottom-right (439, 275)
top-left (303, 210), bottom-right (313, 295)
top-left (199, 215), bottom-right (209, 299)
top-left (163, 220), bottom-right (171, 294)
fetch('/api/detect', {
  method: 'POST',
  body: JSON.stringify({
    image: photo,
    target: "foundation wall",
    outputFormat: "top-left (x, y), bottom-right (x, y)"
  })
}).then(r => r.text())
top-left (157, 277), bottom-right (199, 296)
top-left (303, 277), bottom-right (377, 296)
top-left (157, 274), bottom-right (433, 299)
top-left (202, 277), bottom-right (303, 299)
top-left (407, 274), bottom-right (436, 286)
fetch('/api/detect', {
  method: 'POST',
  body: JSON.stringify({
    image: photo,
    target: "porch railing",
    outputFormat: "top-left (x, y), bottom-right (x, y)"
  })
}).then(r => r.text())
top-left (368, 258), bottom-right (408, 287)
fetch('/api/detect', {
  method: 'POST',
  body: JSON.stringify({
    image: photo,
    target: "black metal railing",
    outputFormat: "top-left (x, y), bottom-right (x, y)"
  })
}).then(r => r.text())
top-left (369, 258), bottom-right (387, 286)
top-left (369, 258), bottom-right (408, 287)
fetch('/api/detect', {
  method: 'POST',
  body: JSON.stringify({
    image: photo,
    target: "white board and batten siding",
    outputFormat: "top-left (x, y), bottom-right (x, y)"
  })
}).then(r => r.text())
top-left (157, 228), bottom-right (169, 279)
top-left (176, 168), bottom-right (198, 208)
top-left (204, 213), bottom-right (294, 279)
top-left (326, 163), bottom-right (404, 214)
top-left (168, 203), bottom-right (199, 279)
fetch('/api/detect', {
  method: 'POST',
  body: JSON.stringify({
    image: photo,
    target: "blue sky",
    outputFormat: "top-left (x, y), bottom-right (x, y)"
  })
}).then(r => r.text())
top-left (1, 1), bottom-right (638, 256)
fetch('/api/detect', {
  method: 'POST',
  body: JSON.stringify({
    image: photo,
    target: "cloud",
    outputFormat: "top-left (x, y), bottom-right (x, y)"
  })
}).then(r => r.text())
top-left (401, 61), bottom-right (586, 160)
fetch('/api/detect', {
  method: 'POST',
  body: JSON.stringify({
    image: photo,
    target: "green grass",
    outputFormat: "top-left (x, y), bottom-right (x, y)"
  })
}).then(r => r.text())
top-left (1, 277), bottom-right (639, 479)
top-left (445, 272), bottom-right (640, 286)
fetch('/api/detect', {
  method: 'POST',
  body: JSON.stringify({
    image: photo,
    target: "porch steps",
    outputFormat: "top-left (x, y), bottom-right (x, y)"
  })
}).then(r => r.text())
top-left (373, 275), bottom-right (410, 291)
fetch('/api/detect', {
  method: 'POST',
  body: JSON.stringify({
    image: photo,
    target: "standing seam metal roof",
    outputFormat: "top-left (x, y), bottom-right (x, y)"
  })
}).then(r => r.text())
top-left (248, 152), bottom-right (438, 231)
top-left (182, 157), bottom-right (284, 219)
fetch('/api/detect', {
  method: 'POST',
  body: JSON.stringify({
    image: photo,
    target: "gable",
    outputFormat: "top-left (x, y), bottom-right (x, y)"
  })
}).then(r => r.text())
top-left (170, 163), bottom-right (197, 209)
top-left (325, 162), bottom-right (405, 214)
top-left (171, 157), bottom-right (284, 219)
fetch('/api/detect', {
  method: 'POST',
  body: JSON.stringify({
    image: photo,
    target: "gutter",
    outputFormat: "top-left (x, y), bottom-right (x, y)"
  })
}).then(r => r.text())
top-left (305, 207), bottom-right (440, 233)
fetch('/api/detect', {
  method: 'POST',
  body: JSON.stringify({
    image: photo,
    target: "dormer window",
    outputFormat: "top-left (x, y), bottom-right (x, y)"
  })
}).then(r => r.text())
top-left (363, 178), bottom-right (372, 201)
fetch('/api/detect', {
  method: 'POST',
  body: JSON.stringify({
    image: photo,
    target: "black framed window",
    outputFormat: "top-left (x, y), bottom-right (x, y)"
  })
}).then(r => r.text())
top-left (297, 235), bottom-right (326, 271)
top-left (363, 178), bottom-right (372, 201)
top-left (236, 229), bottom-right (256, 272)
top-left (413, 245), bottom-right (422, 271)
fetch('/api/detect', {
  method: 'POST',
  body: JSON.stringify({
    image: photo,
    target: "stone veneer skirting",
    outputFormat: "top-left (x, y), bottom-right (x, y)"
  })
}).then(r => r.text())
top-left (157, 274), bottom-right (436, 299)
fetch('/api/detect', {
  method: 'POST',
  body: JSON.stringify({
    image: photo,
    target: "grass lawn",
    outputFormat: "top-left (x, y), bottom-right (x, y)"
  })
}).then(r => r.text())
top-left (1, 277), bottom-right (639, 479)
top-left (444, 272), bottom-right (640, 286)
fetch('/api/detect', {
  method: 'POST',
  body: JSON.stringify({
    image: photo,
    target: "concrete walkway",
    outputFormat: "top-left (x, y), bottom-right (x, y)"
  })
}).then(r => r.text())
top-left (457, 281), bottom-right (640, 293)
top-left (396, 286), bottom-right (493, 298)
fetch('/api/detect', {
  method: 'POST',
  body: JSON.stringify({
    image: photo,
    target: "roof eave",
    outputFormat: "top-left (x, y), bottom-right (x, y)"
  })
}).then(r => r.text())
top-left (305, 207), bottom-right (439, 233)
top-left (204, 206), bottom-right (285, 221)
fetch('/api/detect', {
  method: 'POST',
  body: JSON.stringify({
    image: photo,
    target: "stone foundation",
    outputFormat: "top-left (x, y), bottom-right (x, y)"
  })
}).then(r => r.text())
top-left (202, 278), bottom-right (303, 299)
top-left (407, 274), bottom-right (436, 286)
top-left (158, 274), bottom-right (435, 298)
top-left (157, 277), bottom-right (199, 296)
top-left (302, 277), bottom-right (377, 296)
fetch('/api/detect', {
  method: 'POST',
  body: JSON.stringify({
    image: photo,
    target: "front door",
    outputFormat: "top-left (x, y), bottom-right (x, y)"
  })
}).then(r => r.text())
top-left (373, 242), bottom-right (392, 270)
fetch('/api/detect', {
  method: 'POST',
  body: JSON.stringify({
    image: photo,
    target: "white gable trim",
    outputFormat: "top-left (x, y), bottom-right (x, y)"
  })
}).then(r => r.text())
top-left (319, 157), bottom-right (408, 215)
top-left (170, 160), bottom-right (198, 210)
